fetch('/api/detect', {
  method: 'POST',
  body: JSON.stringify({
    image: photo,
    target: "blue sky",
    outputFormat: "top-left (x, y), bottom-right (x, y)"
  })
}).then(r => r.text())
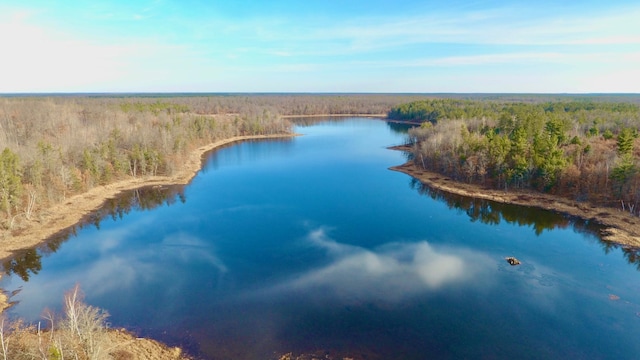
top-left (1, 0), bottom-right (639, 93)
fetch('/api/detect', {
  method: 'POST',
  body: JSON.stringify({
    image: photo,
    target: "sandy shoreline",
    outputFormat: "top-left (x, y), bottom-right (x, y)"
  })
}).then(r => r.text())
top-left (0, 134), bottom-right (296, 264)
top-left (390, 160), bottom-right (640, 248)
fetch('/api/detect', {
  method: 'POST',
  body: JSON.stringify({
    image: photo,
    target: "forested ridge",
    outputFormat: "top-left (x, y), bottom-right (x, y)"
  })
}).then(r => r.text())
top-left (390, 99), bottom-right (640, 213)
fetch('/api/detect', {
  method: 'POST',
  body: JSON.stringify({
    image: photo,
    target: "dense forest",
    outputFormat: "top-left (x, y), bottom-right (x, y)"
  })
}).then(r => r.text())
top-left (389, 98), bottom-right (640, 213)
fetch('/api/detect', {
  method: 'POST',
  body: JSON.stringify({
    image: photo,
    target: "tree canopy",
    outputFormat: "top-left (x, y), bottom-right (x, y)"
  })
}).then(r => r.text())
top-left (396, 98), bottom-right (640, 212)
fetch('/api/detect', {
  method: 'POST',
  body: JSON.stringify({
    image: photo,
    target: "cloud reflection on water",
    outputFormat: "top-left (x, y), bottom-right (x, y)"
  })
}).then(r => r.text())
top-left (257, 227), bottom-right (494, 303)
top-left (160, 233), bottom-right (228, 273)
top-left (5, 219), bottom-right (228, 321)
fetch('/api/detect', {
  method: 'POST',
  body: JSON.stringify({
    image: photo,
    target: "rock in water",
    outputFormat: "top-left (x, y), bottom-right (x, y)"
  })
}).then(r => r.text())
top-left (505, 257), bottom-right (521, 266)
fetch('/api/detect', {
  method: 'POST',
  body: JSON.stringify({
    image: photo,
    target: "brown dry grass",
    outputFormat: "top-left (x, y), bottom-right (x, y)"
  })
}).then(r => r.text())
top-left (106, 329), bottom-right (187, 360)
top-left (0, 326), bottom-right (188, 360)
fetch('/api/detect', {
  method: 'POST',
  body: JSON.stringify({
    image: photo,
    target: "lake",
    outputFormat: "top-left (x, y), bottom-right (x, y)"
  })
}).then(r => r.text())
top-left (3, 118), bottom-right (640, 359)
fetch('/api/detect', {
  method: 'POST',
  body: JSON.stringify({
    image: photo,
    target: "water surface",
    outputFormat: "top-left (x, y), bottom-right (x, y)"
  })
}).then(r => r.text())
top-left (3, 118), bottom-right (640, 359)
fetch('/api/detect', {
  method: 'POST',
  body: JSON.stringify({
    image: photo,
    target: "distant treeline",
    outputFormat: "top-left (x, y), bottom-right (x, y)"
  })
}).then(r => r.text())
top-left (102, 93), bottom-right (427, 116)
top-left (389, 99), bottom-right (640, 213)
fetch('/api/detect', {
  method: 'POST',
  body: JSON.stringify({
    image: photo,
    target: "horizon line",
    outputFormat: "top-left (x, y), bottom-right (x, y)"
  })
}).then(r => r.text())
top-left (2, 92), bottom-right (640, 97)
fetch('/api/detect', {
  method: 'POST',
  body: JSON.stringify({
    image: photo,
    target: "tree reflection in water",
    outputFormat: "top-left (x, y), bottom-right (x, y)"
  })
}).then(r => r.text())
top-left (3, 249), bottom-right (42, 282)
top-left (2, 185), bottom-right (186, 281)
top-left (409, 177), bottom-right (640, 270)
top-left (5, 160), bottom-right (640, 283)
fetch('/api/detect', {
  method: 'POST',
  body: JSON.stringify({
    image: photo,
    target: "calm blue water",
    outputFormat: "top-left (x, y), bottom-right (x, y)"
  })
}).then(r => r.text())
top-left (3, 118), bottom-right (640, 359)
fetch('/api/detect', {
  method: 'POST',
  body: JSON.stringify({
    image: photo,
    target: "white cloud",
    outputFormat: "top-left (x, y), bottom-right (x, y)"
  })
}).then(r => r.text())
top-left (0, 14), bottom-right (118, 91)
top-left (217, 5), bottom-right (640, 55)
top-left (355, 50), bottom-right (640, 69)
top-left (0, 8), bottom-right (193, 92)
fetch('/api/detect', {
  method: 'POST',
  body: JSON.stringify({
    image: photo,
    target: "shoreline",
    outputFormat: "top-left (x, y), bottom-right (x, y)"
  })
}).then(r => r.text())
top-left (1, 123), bottom-right (638, 357)
top-left (283, 114), bottom-right (426, 126)
top-left (0, 133), bottom-right (294, 357)
top-left (390, 160), bottom-right (640, 248)
top-left (282, 113), bottom-right (387, 118)
top-left (0, 133), bottom-right (296, 264)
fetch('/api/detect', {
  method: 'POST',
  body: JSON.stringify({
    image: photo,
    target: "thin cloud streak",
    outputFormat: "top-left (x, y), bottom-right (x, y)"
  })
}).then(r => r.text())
top-left (211, 49), bottom-right (640, 76)
top-left (208, 5), bottom-right (640, 56)
top-left (353, 51), bottom-right (640, 68)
